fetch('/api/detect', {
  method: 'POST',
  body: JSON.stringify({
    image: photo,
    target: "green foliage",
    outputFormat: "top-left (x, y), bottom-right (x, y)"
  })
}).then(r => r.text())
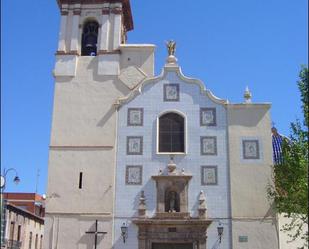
top-left (298, 66), bottom-right (309, 127)
top-left (268, 66), bottom-right (308, 248)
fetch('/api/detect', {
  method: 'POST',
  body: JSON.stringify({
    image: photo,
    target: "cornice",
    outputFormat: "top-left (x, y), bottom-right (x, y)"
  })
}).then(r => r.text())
top-left (57, 0), bottom-right (133, 31)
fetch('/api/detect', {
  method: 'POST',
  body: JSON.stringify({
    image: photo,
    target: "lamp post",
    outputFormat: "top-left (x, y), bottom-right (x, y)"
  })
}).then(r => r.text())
top-left (217, 222), bottom-right (224, 243)
top-left (120, 222), bottom-right (128, 243)
top-left (0, 168), bottom-right (21, 246)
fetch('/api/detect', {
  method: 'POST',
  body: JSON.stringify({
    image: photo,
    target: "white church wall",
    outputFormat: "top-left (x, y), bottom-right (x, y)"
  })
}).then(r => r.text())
top-left (54, 54), bottom-right (78, 76)
top-left (120, 45), bottom-right (156, 77)
top-left (114, 69), bottom-right (231, 248)
top-left (46, 149), bottom-right (115, 213)
top-left (113, 218), bottom-right (139, 249)
top-left (227, 105), bottom-right (273, 217)
top-left (43, 215), bottom-right (112, 249)
top-left (46, 2), bottom-right (156, 249)
top-left (98, 54), bottom-right (120, 75)
top-left (227, 105), bottom-right (280, 249)
top-left (231, 219), bottom-right (279, 249)
top-left (51, 56), bottom-right (130, 146)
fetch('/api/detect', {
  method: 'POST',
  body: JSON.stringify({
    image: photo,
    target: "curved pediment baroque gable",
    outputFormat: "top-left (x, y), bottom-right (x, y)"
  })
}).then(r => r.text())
top-left (115, 65), bottom-right (228, 108)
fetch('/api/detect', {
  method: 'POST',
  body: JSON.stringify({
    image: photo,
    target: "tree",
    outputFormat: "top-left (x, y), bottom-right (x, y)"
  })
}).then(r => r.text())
top-left (268, 66), bottom-right (308, 248)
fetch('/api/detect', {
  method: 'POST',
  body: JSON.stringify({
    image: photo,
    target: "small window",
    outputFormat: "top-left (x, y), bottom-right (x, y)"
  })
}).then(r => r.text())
top-left (159, 113), bottom-right (185, 153)
top-left (17, 225), bottom-right (21, 241)
top-left (81, 21), bottom-right (99, 56)
top-left (9, 222), bottom-right (15, 241)
top-left (35, 234), bottom-right (38, 249)
top-left (79, 172), bottom-right (83, 189)
top-left (40, 235), bottom-right (43, 249)
top-left (34, 234), bottom-right (39, 249)
top-left (29, 232), bottom-right (32, 249)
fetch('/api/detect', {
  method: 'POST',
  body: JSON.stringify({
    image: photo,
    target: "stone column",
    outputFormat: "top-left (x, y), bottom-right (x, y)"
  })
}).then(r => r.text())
top-left (70, 8), bottom-right (81, 54)
top-left (138, 226), bottom-right (147, 249)
top-left (57, 10), bottom-right (68, 53)
top-left (111, 4), bottom-right (122, 50)
top-left (99, 7), bottom-right (110, 53)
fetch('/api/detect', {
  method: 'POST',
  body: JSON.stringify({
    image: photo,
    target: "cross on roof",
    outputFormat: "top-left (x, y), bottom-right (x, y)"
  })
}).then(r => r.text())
top-left (85, 220), bottom-right (107, 249)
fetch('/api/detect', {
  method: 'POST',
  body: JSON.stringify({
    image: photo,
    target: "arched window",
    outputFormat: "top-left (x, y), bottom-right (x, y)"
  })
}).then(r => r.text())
top-left (159, 113), bottom-right (185, 153)
top-left (81, 21), bottom-right (99, 56)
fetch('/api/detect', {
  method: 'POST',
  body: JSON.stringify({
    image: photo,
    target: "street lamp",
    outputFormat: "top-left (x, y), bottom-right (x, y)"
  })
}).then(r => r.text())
top-left (121, 222), bottom-right (128, 243)
top-left (217, 222), bottom-right (224, 243)
top-left (1, 168), bottom-right (21, 189)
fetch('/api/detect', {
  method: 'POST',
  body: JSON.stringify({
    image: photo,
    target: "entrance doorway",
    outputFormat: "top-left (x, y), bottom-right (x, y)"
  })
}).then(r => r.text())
top-left (152, 243), bottom-right (193, 249)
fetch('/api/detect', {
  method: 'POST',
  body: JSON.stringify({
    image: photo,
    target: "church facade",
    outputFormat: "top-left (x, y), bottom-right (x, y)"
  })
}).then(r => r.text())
top-left (44, 1), bottom-right (279, 249)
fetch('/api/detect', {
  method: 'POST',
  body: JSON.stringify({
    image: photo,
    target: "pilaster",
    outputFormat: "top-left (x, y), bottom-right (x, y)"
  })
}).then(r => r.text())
top-left (99, 7), bottom-right (110, 53)
top-left (57, 10), bottom-right (68, 52)
top-left (111, 4), bottom-right (122, 50)
top-left (70, 5), bottom-right (81, 54)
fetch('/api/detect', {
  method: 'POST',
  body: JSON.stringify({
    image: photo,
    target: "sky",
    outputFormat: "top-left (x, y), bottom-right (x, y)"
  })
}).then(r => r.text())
top-left (1, 0), bottom-right (308, 195)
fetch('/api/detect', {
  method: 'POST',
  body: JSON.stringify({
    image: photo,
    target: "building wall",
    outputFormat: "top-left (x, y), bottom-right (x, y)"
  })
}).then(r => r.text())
top-left (227, 105), bottom-right (280, 249)
top-left (4, 205), bottom-right (44, 249)
top-left (44, 2), bottom-right (155, 248)
top-left (114, 67), bottom-right (231, 249)
top-left (45, 2), bottom-right (283, 249)
top-left (45, 51), bottom-right (154, 248)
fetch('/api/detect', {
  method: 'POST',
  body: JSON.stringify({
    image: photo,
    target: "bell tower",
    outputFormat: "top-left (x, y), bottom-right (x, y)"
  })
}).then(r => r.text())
top-left (56, 0), bottom-right (133, 55)
top-left (44, 1), bottom-right (155, 248)
top-left (54, 0), bottom-right (135, 76)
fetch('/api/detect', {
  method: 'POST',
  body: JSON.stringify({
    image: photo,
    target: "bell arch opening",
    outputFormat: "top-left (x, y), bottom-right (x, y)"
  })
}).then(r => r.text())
top-left (81, 20), bottom-right (99, 56)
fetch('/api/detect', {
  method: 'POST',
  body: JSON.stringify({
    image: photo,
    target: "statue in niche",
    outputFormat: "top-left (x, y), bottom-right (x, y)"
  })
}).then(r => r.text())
top-left (165, 190), bottom-right (180, 212)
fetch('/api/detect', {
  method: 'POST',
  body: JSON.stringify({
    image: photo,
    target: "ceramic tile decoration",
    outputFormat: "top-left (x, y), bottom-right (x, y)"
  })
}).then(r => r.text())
top-left (200, 108), bottom-right (216, 126)
top-left (127, 136), bottom-right (143, 155)
top-left (201, 136), bottom-right (217, 155)
top-left (242, 140), bottom-right (260, 159)
top-left (164, 84), bottom-right (179, 101)
top-left (201, 166), bottom-right (218, 185)
top-left (127, 108), bottom-right (143, 126)
top-left (126, 165), bottom-right (143, 185)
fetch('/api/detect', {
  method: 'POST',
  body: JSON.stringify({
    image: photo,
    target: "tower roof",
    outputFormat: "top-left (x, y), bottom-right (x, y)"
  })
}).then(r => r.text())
top-left (56, 0), bottom-right (134, 31)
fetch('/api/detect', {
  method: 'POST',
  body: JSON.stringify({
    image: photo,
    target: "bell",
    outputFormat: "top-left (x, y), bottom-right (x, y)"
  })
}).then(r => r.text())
top-left (85, 35), bottom-right (97, 48)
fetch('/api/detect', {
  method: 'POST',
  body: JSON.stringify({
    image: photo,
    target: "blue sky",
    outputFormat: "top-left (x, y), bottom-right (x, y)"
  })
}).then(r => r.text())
top-left (1, 0), bottom-right (308, 194)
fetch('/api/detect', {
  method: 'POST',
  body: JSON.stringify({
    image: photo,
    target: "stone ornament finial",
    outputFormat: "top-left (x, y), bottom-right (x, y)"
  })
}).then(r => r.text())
top-left (244, 86), bottom-right (252, 103)
top-left (167, 155), bottom-right (177, 174)
top-left (165, 40), bottom-right (178, 64)
top-left (198, 190), bottom-right (207, 218)
top-left (181, 168), bottom-right (185, 175)
top-left (138, 191), bottom-right (147, 217)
